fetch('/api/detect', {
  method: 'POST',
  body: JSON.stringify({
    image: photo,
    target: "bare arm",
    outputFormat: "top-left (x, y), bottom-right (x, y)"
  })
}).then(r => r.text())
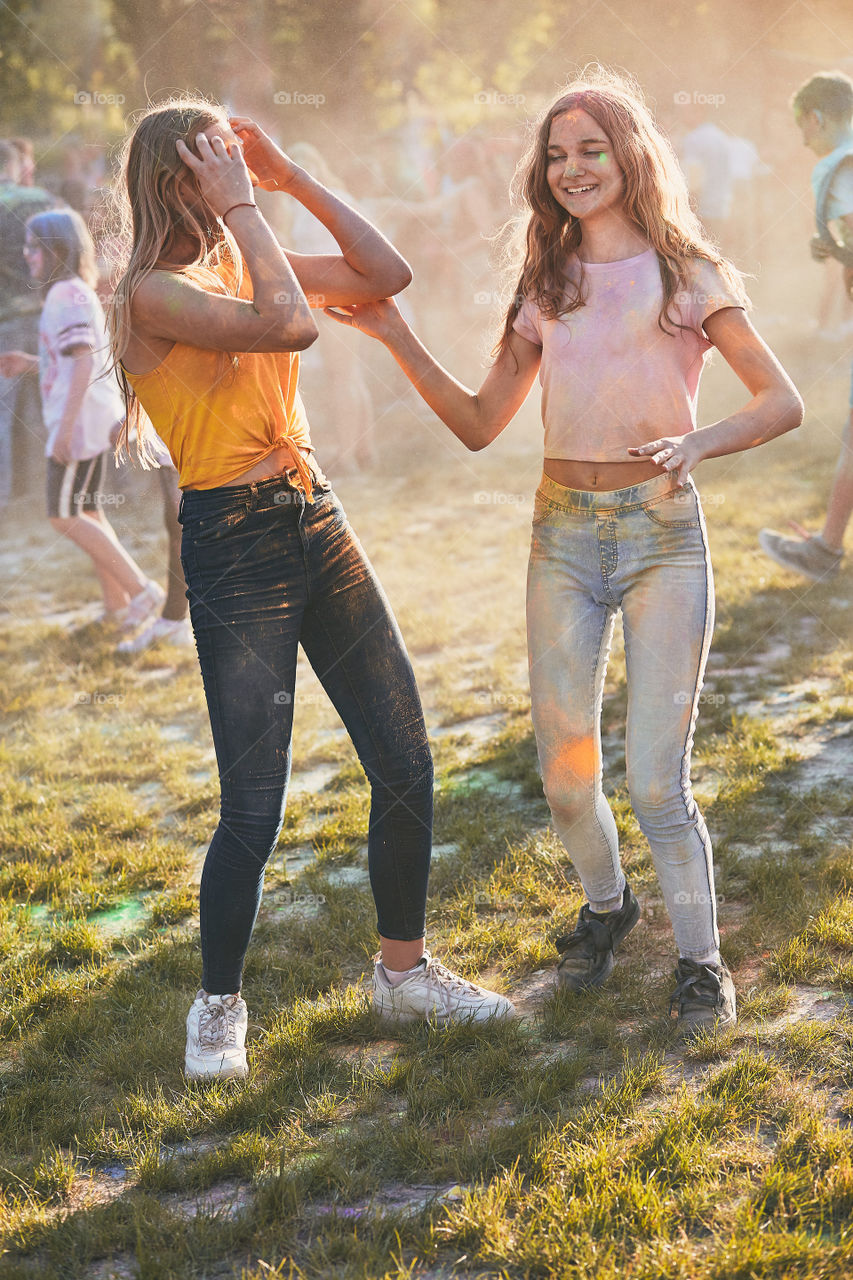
top-left (628, 307), bottom-right (804, 483)
top-left (690, 308), bottom-right (803, 456)
top-left (324, 297), bottom-right (541, 450)
top-left (131, 238), bottom-right (318, 356)
top-left (230, 117), bottom-right (412, 306)
top-left (0, 351), bottom-right (38, 376)
top-left (840, 212), bottom-right (853, 297)
top-left (132, 131), bottom-right (318, 355)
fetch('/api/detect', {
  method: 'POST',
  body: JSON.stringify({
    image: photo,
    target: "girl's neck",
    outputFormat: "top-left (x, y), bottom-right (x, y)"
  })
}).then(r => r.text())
top-left (574, 210), bottom-right (651, 264)
top-left (158, 228), bottom-right (216, 269)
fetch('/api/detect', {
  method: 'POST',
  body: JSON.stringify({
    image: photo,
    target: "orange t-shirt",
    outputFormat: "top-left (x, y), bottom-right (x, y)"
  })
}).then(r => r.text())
top-left (123, 254), bottom-right (315, 496)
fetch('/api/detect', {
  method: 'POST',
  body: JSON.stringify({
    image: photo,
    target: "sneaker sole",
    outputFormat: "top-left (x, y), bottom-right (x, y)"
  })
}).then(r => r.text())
top-left (556, 894), bottom-right (641, 993)
top-left (673, 1009), bottom-right (736, 1042)
top-left (757, 531), bottom-right (839, 581)
top-left (372, 998), bottom-right (517, 1026)
top-left (185, 1054), bottom-right (248, 1080)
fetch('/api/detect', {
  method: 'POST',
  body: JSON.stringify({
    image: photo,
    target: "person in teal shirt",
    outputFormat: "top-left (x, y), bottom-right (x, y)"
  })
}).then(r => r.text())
top-left (0, 137), bottom-right (57, 509)
top-left (759, 72), bottom-right (853, 580)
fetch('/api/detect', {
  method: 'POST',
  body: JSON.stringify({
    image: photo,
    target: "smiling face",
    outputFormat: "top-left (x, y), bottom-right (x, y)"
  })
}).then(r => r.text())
top-left (545, 108), bottom-right (624, 222)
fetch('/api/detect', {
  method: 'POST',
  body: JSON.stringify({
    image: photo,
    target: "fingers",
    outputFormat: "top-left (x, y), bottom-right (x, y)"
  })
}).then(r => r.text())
top-left (626, 440), bottom-right (677, 467)
top-left (323, 306), bottom-right (353, 324)
top-left (193, 132), bottom-right (215, 159)
top-left (175, 138), bottom-right (202, 171)
top-left (177, 132), bottom-right (247, 171)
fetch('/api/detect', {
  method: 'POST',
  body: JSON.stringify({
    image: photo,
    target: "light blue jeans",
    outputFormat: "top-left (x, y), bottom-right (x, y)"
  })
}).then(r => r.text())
top-left (527, 469), bottom-right (719, 960)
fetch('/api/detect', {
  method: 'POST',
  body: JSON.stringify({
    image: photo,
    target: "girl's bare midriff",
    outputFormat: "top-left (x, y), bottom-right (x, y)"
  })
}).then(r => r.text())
top-left (219, 443), bottom-right (307, 487)
top-left (544, 456), bottom-right (664, 491)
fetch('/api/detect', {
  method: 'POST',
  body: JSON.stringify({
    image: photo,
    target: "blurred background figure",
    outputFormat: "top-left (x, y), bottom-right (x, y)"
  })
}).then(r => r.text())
top-left (0, 138), bottom-right (58, 511)
top-left (759, 69), bottom-right (853, 580)
top-left (396, 136), bottom-right (498, 345)
top-left (678, 108), bottom-right (739, 248)
top-left (0, 209), bottom-right (163, 629)
top-left (10, 137), bottom-right (36, 187)
top-left (727, 132), bottom-right (772, 267)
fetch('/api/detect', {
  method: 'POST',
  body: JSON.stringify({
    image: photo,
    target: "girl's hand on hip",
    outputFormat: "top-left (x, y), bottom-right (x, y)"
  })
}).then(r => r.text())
top-left (175, 133), bottom-right (255, 218)
top-left (228, 117), bottom-right (301, 191)
top-left (323, 297), bottom-right (405, 344)
top-left (627, 432), bottom-right (704, 486)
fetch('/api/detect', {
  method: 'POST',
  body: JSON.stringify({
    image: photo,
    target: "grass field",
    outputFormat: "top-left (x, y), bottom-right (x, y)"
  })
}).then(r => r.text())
top-left (1, 273), bottom-right (852, 1278)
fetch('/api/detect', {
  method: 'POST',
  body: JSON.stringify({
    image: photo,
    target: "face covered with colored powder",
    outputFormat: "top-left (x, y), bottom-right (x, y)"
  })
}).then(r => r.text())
top-left (545, 108), bottom-right (625, 224)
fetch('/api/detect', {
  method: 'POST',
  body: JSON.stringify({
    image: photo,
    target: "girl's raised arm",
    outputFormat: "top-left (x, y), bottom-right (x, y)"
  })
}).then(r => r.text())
top-left (133, 132), bottom-right (318, 355)
top-left (324, 297), bottom-right (541, 451)
top-left (230, 117), bottom-right (412, 307)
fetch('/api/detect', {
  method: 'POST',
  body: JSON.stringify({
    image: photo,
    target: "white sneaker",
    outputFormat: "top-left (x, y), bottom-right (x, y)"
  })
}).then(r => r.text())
top-left (117, 616), bottom-right (194, 653)
top-left (119, 579), bottom-right (167, 631)
top-left (372, 950), bottom-right (517, 1026)
top-left (185, 990), bottom-right (249, 1081)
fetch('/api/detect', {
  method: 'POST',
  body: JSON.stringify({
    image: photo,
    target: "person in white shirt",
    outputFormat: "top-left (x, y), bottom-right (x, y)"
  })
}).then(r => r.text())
top-left (679, 118), bottom-right (737, 241)
top-left (0, 209), bottom-right (164, 628)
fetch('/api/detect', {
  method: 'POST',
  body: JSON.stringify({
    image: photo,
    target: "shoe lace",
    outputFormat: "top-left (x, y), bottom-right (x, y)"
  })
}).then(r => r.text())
top-left (669, 962), bottom-right (722, 1015)
top-left (197, 996), bottom-right (239, 1051)
top-left (552, 912), bottom-right (610, 957)
top-left (426, 957), bottom-right (487, 999)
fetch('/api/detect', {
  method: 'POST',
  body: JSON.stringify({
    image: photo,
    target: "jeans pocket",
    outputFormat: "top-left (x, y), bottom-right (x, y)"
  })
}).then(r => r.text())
top-left (182, 499), bottom-right (250, 543)
top-left (640, 486), bottom-right (700, 528)
top-left (532, 491), bottom-right (557, 527)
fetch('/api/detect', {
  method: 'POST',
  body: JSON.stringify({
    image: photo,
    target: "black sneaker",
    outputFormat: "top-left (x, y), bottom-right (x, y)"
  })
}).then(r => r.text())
top-left (553, 881), bottom-right (641, 992)
top-left (668, 957), bottom-right (736, 1039)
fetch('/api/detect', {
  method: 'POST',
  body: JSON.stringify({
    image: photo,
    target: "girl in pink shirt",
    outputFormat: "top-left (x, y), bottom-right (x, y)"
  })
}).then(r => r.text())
top-left (328, 68), bottom-right (803, 1039)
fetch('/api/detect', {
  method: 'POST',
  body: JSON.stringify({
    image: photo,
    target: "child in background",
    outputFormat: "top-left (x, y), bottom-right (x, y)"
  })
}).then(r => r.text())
top-left (0, 209), bottom-right (164, 629)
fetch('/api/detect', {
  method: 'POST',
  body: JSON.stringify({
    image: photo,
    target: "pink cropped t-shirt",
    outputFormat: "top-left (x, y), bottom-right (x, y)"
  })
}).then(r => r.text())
top-left (511, 248), bottom-right (747, 462)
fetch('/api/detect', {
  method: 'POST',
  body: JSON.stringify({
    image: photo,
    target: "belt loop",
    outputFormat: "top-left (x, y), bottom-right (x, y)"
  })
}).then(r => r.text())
top-left (177, 492), bottom-right (185, 524)
top-left (248, 480), bottom-right (258, 509)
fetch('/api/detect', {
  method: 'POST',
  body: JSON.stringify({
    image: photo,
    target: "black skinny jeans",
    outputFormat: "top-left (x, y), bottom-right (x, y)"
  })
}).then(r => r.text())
top-left (178, 471), bottom-right (434, 993)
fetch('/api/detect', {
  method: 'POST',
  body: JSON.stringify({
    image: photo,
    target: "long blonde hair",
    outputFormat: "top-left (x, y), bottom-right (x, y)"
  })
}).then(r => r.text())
top-left (105, 94), bottom-right (244, 468)
top-left (493, 64), bottom-right (751, 364)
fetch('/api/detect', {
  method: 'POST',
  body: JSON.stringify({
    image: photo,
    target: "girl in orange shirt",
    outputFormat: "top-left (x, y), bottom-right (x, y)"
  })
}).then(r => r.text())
top-left (108, 98), bottom-right (515, 1081)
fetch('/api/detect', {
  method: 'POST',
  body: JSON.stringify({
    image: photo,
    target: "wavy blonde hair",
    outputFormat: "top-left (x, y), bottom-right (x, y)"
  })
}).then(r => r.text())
top-left (493, 64), bottom-right (751, 364)
top-left (105, 94), bottom-right (244, 468)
